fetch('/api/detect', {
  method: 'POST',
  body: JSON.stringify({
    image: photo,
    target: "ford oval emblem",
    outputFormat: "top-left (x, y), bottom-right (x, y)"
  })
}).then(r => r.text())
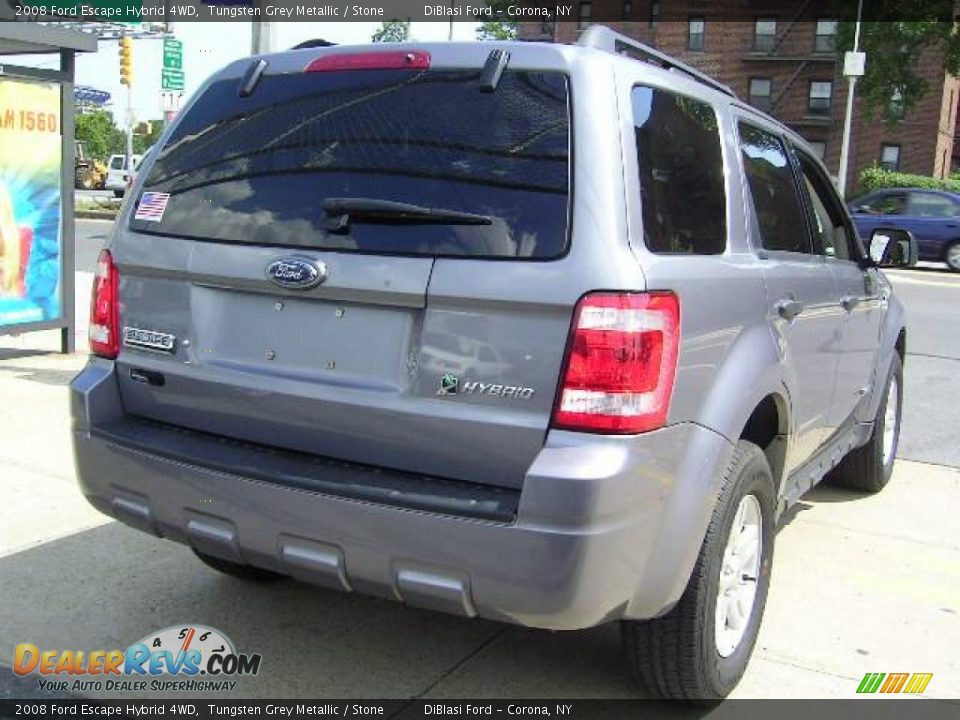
top-left (265, 257), bottom-right (326, 290)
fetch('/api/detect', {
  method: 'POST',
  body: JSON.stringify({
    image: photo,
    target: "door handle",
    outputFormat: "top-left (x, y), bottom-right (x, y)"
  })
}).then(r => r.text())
top-left (776, 298), bottom-right (804, 321)
top-left (841, 295), bottom-right (861, 312)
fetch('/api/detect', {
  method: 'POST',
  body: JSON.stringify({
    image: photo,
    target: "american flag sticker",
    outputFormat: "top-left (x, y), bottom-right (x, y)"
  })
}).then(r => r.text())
top-left (135, 192), bottom-right (170, 222)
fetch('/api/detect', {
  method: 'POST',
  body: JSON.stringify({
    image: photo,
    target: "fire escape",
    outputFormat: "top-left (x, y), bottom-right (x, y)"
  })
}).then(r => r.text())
top-left (743, 0), bottom-right (838, 127)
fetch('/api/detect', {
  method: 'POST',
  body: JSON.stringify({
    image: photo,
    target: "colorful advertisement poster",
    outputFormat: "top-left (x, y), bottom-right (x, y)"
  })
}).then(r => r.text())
top-left (0, 78), bottom-right (62, 328)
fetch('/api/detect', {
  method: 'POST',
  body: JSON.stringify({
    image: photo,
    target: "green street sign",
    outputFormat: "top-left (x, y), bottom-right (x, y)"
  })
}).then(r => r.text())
top-left (163, 38), bottom-right (183, 70)
top-left (162, 67), bottom-right (184, 91)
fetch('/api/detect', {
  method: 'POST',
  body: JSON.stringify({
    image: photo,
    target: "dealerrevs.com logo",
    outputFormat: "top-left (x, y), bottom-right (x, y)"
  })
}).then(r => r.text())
top-left (13, 625), bottom-right (261, 693)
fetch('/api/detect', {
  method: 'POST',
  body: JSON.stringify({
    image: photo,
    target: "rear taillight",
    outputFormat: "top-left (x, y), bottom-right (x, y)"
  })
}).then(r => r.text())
top-left (304, 51), bottom-right (430, 73)
top-left (552, 292), bottom-right (680, 434)
top-left (89, 249), bottom-right (119, 359)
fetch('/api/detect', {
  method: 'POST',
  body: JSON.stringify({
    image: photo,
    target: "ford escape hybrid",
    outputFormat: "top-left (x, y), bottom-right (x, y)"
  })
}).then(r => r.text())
top-left (71, 27), bottom-right (913, 700)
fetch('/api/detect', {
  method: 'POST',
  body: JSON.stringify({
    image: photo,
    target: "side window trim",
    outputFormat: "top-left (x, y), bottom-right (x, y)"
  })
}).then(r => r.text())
top-left (790, 145), bottom-right (861, 262)
top-left (735, 118), bottom-right (816, 257)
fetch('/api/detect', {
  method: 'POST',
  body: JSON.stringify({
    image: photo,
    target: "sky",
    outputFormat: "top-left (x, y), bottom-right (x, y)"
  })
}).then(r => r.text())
top-left (19, 22), bottom-right (481, 124)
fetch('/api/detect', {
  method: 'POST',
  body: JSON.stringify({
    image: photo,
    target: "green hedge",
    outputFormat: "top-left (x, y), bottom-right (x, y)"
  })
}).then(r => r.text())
top-left (858, 165), bottom-right (960, 196)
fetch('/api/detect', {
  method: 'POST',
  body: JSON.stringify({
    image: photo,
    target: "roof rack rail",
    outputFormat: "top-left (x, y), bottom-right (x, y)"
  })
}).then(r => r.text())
top-left (577, 25), bottom-right (737, 99)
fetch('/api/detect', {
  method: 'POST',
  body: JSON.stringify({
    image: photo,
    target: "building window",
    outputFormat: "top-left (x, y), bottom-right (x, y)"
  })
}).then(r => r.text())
top-left (880, 144), bottom-right (901, 171)
top-left (622, 0), bottom-right (632, 20)
top-left (814, 20), bottom-right (838, 52)
top-left (808, 141), bottom-right (826, 160)
top-left (754, 18), bottom-right (777, 52)
top-left (808, 80), bottom-right (833, 115)
top-left (578, 1), bottom-right (591, 30)
top-left (688, 17), bottom-right (705, 51)
top-left (889, 88), bottom-right (905, 119)
top-left (749, 78), bottom-right (772, 111)
top-left (649, 1), bottom-right (660, 28)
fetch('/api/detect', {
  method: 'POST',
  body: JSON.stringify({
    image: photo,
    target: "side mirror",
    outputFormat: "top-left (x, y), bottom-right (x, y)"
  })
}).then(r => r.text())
top-left (869, 228), bottom-right (918, 268)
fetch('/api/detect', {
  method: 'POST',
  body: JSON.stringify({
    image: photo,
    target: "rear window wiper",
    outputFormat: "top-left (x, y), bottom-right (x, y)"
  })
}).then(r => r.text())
top-left (323, 197), bottom-right (492, 234)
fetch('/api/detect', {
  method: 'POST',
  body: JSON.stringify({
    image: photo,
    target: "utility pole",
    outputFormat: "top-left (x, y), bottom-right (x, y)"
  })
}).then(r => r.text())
top-left (118, 34), bottom-right (134, 173)
top-left (837, 0), bottom-right (865, 198)
top-left (252, 20), bottom-right (273, 54)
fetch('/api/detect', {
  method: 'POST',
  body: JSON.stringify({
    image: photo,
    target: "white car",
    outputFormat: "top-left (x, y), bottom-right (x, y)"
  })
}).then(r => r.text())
top-left (105, 153), bottom-right (142, 197)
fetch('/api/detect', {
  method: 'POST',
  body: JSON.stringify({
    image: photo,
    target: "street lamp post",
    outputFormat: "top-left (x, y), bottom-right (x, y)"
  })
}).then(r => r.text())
top-left (252, 22), bottom-right (273, 54)
top-left (837, 0), bottom-right (865, 198)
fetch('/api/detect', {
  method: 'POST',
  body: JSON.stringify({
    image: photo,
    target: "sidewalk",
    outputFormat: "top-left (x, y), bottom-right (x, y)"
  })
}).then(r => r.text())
top-left (1, 347), bottom-right (958, 699)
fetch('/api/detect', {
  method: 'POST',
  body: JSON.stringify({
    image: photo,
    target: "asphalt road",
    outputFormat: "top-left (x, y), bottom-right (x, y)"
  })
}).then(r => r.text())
top-left (881, 267), bottom-right (960, 468)
top-left (75, 218), bottom-right (113, 274)
top-left (74, 218), bottom-right (960, 467)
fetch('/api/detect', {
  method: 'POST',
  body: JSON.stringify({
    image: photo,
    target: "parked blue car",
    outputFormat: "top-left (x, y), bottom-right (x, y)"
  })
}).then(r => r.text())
top-left (849, 188), bottom-right (960, 271)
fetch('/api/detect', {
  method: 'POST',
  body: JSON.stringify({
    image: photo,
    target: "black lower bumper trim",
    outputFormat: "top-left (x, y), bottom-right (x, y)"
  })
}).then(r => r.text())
top-left (91, 416), bottom-right (519, 523)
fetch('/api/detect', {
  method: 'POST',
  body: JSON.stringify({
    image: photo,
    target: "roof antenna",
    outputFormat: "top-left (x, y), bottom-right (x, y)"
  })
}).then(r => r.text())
top-left (479, 49), bottom-right (510, 92)
top-left (239, 58), bottom-right (268, 98)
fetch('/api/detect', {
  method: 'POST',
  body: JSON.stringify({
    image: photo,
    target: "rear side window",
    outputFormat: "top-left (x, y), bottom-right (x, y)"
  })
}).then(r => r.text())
top-left (632, 86), bottom-right (726, 255)
top-left (908, 192), bottom-right (959, 217)
top-left (131, 68), bottom-right (570, 259)
top-left (738, 123), bottom-right (810, 254)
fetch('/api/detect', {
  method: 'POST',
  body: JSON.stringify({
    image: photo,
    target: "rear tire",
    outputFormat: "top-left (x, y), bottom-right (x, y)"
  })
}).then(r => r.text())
top-left (193, 549), bottom-right (285, 583)
top-left (945, 242), bottom-right (960, 272)
top-left (621, 440), bottom-right (775, 702)
top-left (828, 352), bottom-right (902, 493)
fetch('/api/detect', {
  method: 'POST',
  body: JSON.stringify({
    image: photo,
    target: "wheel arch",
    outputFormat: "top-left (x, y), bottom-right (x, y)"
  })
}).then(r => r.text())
top-left (626, 325), bottom-right (793, 619)
top-left (738, 392), bottom-right (790, 497)
top-left (863, 294), bottom-right (907, 422)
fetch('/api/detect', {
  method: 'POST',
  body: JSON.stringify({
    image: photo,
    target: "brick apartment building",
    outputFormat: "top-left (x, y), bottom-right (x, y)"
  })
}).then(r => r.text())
top-left (520, 1), bottom-right (960, 197)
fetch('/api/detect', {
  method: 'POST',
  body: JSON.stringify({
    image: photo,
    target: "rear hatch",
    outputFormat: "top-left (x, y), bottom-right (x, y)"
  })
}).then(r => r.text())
top-left (113, 50), bottom-right (573, 489)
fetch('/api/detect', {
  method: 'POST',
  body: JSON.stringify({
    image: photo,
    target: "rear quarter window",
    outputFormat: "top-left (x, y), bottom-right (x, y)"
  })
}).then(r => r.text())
top-left (130, 67), bottom-right (571, 260)
top-left (632, 86), bottom-right (726, 255)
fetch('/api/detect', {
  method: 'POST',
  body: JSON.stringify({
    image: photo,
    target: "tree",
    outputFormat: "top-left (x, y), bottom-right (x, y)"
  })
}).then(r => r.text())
top-left (837, 1), bottom-right (960, 125)
top-left (75, 111), bottom-right (125, 162)
top-left (133, 120), bottom-right (164, 155)
top-left (372, 21), bottom-right (410, 43)
top-left (476, 1), bottom-right (519, 40)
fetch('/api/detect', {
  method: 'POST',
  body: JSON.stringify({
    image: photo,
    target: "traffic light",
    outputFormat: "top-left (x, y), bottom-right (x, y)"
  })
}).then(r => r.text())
top-left (119, 36), bottom-right (133, 86)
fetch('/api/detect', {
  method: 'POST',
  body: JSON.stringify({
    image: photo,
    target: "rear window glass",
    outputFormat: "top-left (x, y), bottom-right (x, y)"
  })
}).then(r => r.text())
top-left (632, 86), bottom-right (726, 254)
top-left (131, 67), bottom-right (570, 259)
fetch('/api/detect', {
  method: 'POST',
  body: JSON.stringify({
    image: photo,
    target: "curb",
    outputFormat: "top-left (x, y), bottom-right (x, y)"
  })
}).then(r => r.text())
top-left (75, 210), bottom-right (117, 220)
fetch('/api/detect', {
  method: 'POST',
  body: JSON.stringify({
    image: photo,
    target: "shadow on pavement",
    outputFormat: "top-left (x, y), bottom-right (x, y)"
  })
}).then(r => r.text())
top-left (798, 484), bottom-right (873, 505)
top-left (776, 500), bottom-right (813, 530)
top-left (0, 365), bottom-right (80, 386)
top-left (0, 349), bottom-right (60, 362)
top-left (0, 522), bottom-right (651, 701)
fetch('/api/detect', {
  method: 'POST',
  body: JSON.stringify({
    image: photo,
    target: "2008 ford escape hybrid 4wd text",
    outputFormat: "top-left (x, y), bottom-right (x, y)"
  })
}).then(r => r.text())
top-left (70, 27), bottom-right (915, 701)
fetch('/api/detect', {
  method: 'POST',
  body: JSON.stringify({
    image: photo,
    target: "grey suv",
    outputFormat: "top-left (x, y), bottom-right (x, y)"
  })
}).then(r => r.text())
top-left (71, 27), bottom-right (912, 700)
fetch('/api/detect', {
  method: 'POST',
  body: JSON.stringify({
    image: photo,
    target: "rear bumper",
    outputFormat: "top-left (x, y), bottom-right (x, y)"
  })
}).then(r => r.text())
top-left (71, 360), bottom-right (733, 630)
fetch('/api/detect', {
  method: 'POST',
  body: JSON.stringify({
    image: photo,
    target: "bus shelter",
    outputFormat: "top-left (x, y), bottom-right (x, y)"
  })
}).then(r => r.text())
top-left (0, 22), bottom-right (97, 353)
